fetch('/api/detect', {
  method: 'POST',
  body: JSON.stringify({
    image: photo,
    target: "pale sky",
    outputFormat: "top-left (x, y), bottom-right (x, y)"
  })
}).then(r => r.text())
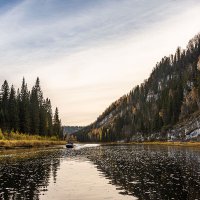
top-left (0, 0), bottom-right (200, 125)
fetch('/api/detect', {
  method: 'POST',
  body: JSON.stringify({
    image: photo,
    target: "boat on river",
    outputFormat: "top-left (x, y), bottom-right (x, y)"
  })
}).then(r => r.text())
top-left (66, 142), bottom-right (74, 148)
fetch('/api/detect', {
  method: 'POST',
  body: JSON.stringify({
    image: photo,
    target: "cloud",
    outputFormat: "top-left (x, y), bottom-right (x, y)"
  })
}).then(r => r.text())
top-left (0, 0), bottom-right (197, 61)
top-left (0, 0), bottom-right (200, 125)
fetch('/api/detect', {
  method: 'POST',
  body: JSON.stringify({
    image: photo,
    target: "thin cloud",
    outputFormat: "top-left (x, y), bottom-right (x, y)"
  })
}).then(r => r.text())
top-left (0, 0), bottom-right (199, 125)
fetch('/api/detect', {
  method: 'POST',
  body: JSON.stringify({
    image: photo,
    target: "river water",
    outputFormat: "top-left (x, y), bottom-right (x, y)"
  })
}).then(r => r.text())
top-left (0, 144), bottom-right (200, 200)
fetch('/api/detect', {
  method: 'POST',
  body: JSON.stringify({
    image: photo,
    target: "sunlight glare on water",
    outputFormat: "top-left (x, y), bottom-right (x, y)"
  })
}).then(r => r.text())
top-left (74, 143), bottom-right (100, 150)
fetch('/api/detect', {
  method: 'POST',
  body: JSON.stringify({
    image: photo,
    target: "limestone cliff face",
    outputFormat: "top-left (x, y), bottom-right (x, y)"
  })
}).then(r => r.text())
top-left (168, 112), bottom-right (200, 141)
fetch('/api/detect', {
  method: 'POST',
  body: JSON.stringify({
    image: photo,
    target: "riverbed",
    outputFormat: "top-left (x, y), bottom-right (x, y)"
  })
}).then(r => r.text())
top-left (0, 144), bottom-right (200, 199)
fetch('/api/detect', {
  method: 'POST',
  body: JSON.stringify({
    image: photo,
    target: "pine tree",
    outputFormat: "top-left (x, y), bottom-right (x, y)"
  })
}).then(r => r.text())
top-left (35, 77), bottom-right (43, 105)
top-left (39, 101), bottom-right (47, 136)
top-left (45, 98), bottom-right (53, 136)
top-left (30, 86), bottom-right (40, 134)
top-left (1, 80), bottom-right (10, 131)
top-left (19, 78), bottom-right (30, 133)
top-left (29, 78), bottom-right (43, 134)
top-left (8, 85), bottom-right (19, 131)
top-left (53, 107), bottom-right (61, 138)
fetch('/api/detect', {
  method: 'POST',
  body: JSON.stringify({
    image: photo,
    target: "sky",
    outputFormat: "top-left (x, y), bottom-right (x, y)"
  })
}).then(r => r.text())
top-left (0, 0), bottom-right (200, 126)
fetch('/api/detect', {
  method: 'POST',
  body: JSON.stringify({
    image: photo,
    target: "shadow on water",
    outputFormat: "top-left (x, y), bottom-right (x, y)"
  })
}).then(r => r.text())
top-left (0, 149), bottom-right (63, 200)
top-left (85, 145), bottom-right (200, 200)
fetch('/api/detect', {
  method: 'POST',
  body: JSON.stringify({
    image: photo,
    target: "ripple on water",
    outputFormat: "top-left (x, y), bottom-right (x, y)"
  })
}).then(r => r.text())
top-left (0, 145), bottom-right (199, 200)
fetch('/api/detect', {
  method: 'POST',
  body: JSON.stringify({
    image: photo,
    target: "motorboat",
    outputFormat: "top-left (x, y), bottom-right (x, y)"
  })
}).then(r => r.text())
top-left (66, 142), bottom-right (74, 148)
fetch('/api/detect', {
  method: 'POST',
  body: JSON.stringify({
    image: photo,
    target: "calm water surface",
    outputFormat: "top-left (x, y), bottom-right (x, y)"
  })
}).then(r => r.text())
top-left (0, 144), bottom-right (200, 200)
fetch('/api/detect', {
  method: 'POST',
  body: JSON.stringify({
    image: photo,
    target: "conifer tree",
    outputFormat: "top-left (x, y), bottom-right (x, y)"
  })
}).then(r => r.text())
top-left (35, 77), bottom-right (43, 105)
top-left (30, 78), bottom-right (43, 134)
top-left (1, 80), bottom-right (9, 131)
top-left (45, 98), bottom-right (53, 136)
top-left (30, 86), bottom-right (40, 134)
top-left (8, 85), bottom-right (19, 131)
top-left (39, 101), bottom-right (47, 136)
top-left (53, 107), bottom-right (61, 137)
top-left (19, 78), bottom-right (30, 133)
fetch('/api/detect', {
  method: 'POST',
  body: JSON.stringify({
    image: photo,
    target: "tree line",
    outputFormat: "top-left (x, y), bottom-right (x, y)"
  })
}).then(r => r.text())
top-left (75, 33), bottom-right (200, 142)
top-left (0, 77), bottom-right (62, 137)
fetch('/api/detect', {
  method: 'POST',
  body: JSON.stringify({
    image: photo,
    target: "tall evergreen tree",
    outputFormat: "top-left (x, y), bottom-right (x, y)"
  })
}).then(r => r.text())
top-left (8, 85), bottom-right (19, 131)
top-left (53, 107), bottom-right (61, 138)
top-left (39, 101), bottom-right (47, 136)
top-left (19, 78), bottom-right (30, 133)
top-left (30, 86), bottom-right (40, 134)
top-left (35, 77), bottom-right (43, 105)
top-left (29, 78), bottom-right (43, 134)
top-left (1, 80), bottom-right (10, 131)
top-left (45, 98), bottom-right (53, 136)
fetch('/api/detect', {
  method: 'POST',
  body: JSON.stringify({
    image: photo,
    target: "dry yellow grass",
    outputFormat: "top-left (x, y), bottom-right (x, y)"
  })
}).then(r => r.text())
top-left (101, 141), bottom-right (200, 148)
top-left (139, 141), bottom-right (200, 147)
top-left (0, 139), bottom-right (65, 148)
top-left (0, 130), bottom-right (66, 148)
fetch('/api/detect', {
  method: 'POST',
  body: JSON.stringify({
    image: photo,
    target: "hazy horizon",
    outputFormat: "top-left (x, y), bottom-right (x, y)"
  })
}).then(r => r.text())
top-left (1, 0), bottom-right (200, 126)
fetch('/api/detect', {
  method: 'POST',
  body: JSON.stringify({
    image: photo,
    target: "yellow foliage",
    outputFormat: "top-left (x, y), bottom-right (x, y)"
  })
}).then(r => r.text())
top-left (197, 56), bottom-right (200, 71)
top-left (132, 106), bottom-right (136, 114)
top-left (0, 129), bottom-right (4, 140)
top-left (0, 131), bottom-right (60, 141)
top-left (159, 111), bottom-right (164, 118)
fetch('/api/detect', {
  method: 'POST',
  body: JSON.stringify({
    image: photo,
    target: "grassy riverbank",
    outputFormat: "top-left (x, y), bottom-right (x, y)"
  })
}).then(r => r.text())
top-left (0, 131), bottom-right (65, 149)
top-left (101, 141), bottom-right (200, 148)
top-left (139, 141), bottom-right (200, 147)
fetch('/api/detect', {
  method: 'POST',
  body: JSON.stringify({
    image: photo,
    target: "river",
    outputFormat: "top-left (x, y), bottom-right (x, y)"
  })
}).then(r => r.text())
top-left (0, 144), bottom-right (200, 200)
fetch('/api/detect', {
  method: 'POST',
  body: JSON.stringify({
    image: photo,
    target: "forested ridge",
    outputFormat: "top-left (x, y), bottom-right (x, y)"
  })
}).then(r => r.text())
top-left (0, 77), bottom-right (62, 138)
top-left (75, 33), bottom-right (200, 142)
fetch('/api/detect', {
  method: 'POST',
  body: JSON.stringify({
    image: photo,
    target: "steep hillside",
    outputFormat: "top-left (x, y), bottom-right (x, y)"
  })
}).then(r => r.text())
top-left (75, 33), bottom-right (200, 142)
top-left (63, 126), bottom-right (84, 135)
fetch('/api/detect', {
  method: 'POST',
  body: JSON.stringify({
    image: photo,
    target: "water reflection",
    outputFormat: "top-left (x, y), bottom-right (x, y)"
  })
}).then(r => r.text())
top-left (0, 149), bottom-right (62, 200)
top-left (86, 145), bottom-right (200, 200)
top-left (0, 145), bottom-right (200, 200)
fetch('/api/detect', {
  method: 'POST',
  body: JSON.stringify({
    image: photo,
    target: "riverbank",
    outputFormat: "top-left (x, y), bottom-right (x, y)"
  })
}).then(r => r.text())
top-left (101, 141), bottom-right (200, 148)
top-left (0, 131), bottom-right (65, 149)
top-left (137, 141), bottom-right (200, 147)
top-left (0, 140), bottom-right (66, 149)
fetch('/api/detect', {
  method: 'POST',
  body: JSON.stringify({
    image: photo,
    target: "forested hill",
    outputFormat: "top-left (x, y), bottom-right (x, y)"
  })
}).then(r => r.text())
top-left (75, 33), bottom-right (200, 142)
top-left (63, 126), bottom-right (84, 135)
top-left (0, 77), bottom-right (62, 137)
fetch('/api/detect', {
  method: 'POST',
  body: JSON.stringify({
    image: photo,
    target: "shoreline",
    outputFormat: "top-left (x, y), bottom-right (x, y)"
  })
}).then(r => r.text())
top-left (0, 140), bottom-right (66, 149)
top-left (100, 141), bottom-right (200, 148)
top-left (2, 140), bottom-right (200, 149)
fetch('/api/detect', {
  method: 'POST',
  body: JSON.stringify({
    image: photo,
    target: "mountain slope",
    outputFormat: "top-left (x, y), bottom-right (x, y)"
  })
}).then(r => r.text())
top-left (74, 33), bottom-right (200, 142)
top-left (63, 126), bottom-right (84, 135)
